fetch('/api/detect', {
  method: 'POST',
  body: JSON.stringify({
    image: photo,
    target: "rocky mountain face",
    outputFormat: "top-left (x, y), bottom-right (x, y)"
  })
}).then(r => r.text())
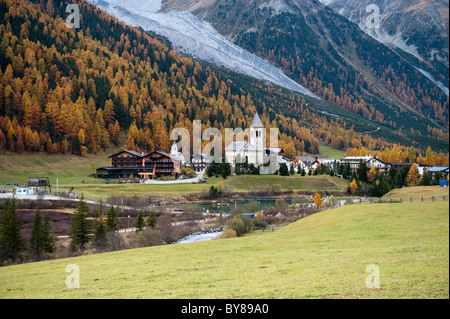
top-left (320, 0), bottom-right (449, 66)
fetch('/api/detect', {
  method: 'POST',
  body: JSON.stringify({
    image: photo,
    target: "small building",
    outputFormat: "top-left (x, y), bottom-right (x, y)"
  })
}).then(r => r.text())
top-left (192, 153), bottom-right (211, 172)
top-left (14, 187), bottom-right (38, 195)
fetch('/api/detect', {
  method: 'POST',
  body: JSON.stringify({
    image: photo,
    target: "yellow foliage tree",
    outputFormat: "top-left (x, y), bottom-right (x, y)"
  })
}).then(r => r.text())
top-left (350, 178), bottom-right (358, 193)
top-left (406, 164), bottom-right (421, 187)
top-left (313, 193), bottom-right (323, 208)
top-left (367, 165), bottom-right (377, 182)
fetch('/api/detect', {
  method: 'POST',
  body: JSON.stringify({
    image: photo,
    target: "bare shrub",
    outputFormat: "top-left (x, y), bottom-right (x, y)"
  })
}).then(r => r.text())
top-left (135, 228), bottom-right (164, 248)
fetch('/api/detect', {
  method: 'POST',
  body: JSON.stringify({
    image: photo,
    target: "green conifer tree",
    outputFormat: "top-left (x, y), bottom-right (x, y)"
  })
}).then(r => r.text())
top-left (0, 198), bottom-right (25, 261)
top-left (69, 196), bottom-right (91, 251)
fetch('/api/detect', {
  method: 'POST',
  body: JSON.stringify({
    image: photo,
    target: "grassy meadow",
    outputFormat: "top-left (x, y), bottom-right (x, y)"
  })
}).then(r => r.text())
top-left (0, 152), bottom-right (109, 186)
top-left (0, 201), bottom-right (448, 298)
top-left (383, 186), bottom-right (449, 201)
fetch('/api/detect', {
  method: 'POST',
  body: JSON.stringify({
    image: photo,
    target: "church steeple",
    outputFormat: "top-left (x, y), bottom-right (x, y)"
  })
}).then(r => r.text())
top-left (249, 112), bottom-right (265, 165)
top-left (250, 112), bottom-right (264, 128)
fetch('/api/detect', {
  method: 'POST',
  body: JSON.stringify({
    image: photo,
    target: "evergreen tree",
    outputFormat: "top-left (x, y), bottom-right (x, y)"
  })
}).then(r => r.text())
top-left (0, 198), bottom-right (25, 261)
top-left (289, 165), bottom-right (295, 176)
top-left (147, 211), bottom-right (157, 229)
top-left (29, 207), bottom-right (43, 258)
top-left (421, 172), bottom-right (432, 186)
top-left (136, 211), bottom-right (145, 232)
top-left (301, 168), bottom-right (306, 176)
top-left (357, 159), bottom-right (368, 183)
top-left (279, 163), bottom-right (289, 176)
top-left (69, 196), bottom-right (91, 251)
top-left (93, 221), bottom-right (107, 251)
top-left (432, 172), bottom-right (443, 186)
top-left (395, 171), bottom-right (404, 188)
top-left (42, 213), bottom-right (55, 254)
top-left (105, 206), bottom-right (119, 232)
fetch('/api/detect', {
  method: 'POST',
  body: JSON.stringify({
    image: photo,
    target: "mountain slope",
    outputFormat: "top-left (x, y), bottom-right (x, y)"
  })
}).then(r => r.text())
top-left (321, 0), bottom-right (449, 66)
top-left (162, 0), bottom-right (449, 135)
top-left (320, 0), bottom-right (449, 97)
top-left (2, 0), bottom-right (417, 160)
top-left (88, 0), bottom-right (316, 97)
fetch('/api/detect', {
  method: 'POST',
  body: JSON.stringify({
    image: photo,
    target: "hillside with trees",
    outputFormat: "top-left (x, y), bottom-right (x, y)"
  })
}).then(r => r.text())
top-left (0, 0), bottom-right (448, 160)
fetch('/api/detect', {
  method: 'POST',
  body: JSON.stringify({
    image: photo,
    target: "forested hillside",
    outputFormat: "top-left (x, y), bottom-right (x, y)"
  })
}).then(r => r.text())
top-left (0, 0), bottom-right (448, 164)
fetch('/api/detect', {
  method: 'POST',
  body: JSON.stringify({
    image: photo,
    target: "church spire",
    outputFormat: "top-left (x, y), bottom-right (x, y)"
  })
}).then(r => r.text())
top-left (250, 112), bottom-right (264, 128)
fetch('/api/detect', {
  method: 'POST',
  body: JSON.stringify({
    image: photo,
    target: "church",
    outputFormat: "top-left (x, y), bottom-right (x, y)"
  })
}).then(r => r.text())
top-left (225, 112), bottom-right (266, 167)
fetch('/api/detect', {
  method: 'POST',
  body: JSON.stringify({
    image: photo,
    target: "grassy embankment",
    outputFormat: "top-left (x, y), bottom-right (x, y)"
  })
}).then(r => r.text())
top-left (0, 200), bottom-right (448, 298)
top-left (383, 186), bottom-right (449, 201)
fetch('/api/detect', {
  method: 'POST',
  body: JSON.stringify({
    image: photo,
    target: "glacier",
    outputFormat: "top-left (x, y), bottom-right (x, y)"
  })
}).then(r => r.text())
top-left (88, 0), bottom-right (317, 98)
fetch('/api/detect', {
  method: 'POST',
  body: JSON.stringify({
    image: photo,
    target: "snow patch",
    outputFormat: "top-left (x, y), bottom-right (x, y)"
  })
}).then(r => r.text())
top-left (259, 0), bottom-right (293, 14)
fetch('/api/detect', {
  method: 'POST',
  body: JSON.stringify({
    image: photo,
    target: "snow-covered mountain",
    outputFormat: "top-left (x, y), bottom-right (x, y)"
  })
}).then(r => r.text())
top-left (87, 0), bottom-right (317, 98)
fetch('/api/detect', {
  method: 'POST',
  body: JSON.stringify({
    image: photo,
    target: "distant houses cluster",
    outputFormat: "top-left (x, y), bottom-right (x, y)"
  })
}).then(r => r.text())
top-left (94, 113), bottom-right (448, 183)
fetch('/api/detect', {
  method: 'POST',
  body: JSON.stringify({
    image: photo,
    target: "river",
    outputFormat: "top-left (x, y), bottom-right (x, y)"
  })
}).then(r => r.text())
top-left (175, 231), bottom-right (223, 244)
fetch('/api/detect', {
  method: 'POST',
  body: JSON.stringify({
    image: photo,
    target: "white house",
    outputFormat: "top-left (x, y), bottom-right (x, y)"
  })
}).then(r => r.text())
top-left (366, 157), bottom-right (391, 173)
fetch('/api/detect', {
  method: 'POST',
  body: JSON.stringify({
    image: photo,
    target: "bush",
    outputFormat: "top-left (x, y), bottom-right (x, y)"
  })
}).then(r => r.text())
top-left (226, 215), bottom-right (252, 237)
top-left (135, 228), bottom-right (164, 247)
top-left (253, 219), bottom-right (268, 229)
top-left (226, 217), bottom-right (246, 236)
top-left (218, 228), bottom-right (237, 239)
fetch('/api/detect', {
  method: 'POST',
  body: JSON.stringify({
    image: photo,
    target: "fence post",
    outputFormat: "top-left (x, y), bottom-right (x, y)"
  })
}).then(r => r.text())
top-left (432, 196), bottom-right (435, 202)
top-left (390, 198), bottom-right (392, 203)
top-left (410, 197), bottom-right (412, 202)
top-left (421, 196), bottom-right (423, 202)
top-left (400, 198), bottom-right (402, 203)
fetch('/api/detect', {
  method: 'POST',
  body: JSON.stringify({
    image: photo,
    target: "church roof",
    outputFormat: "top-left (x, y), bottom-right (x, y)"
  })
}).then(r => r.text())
top-left (225, 141), bottom-right (256, 152)
top-left (250, 112), bottom-right (264, 128)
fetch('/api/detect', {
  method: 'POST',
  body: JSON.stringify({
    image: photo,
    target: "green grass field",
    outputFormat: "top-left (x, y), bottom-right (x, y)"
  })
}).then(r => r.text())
top-left (0, 201), bottom-right (447, 298)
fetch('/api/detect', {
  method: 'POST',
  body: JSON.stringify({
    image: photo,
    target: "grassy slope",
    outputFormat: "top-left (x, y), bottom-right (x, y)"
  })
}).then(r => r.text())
top-left (0, 201), bottom-right (448, 298)
top-left (317, 145), bottom-right (346, 160)
top-left (383, 186), bottom-right (449, 201)
top-left (0, 153), bottom-right (109, 186)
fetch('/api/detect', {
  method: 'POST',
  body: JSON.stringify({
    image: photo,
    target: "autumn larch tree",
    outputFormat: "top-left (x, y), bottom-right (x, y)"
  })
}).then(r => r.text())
top-left (406, 164), bottom-right (421, 187)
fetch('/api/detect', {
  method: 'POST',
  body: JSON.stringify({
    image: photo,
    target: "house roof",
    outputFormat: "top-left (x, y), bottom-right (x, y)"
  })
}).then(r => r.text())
top-left (296, 156), bottom-right (316, 163)
top-left (250, 112), bottom-right (264, 128)
top-left (192, 153), bottom-right (210, 159)
top-left (109, 150), bottom-right (147, 158)
top-left (428, 166), bottom-right (449, 172)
